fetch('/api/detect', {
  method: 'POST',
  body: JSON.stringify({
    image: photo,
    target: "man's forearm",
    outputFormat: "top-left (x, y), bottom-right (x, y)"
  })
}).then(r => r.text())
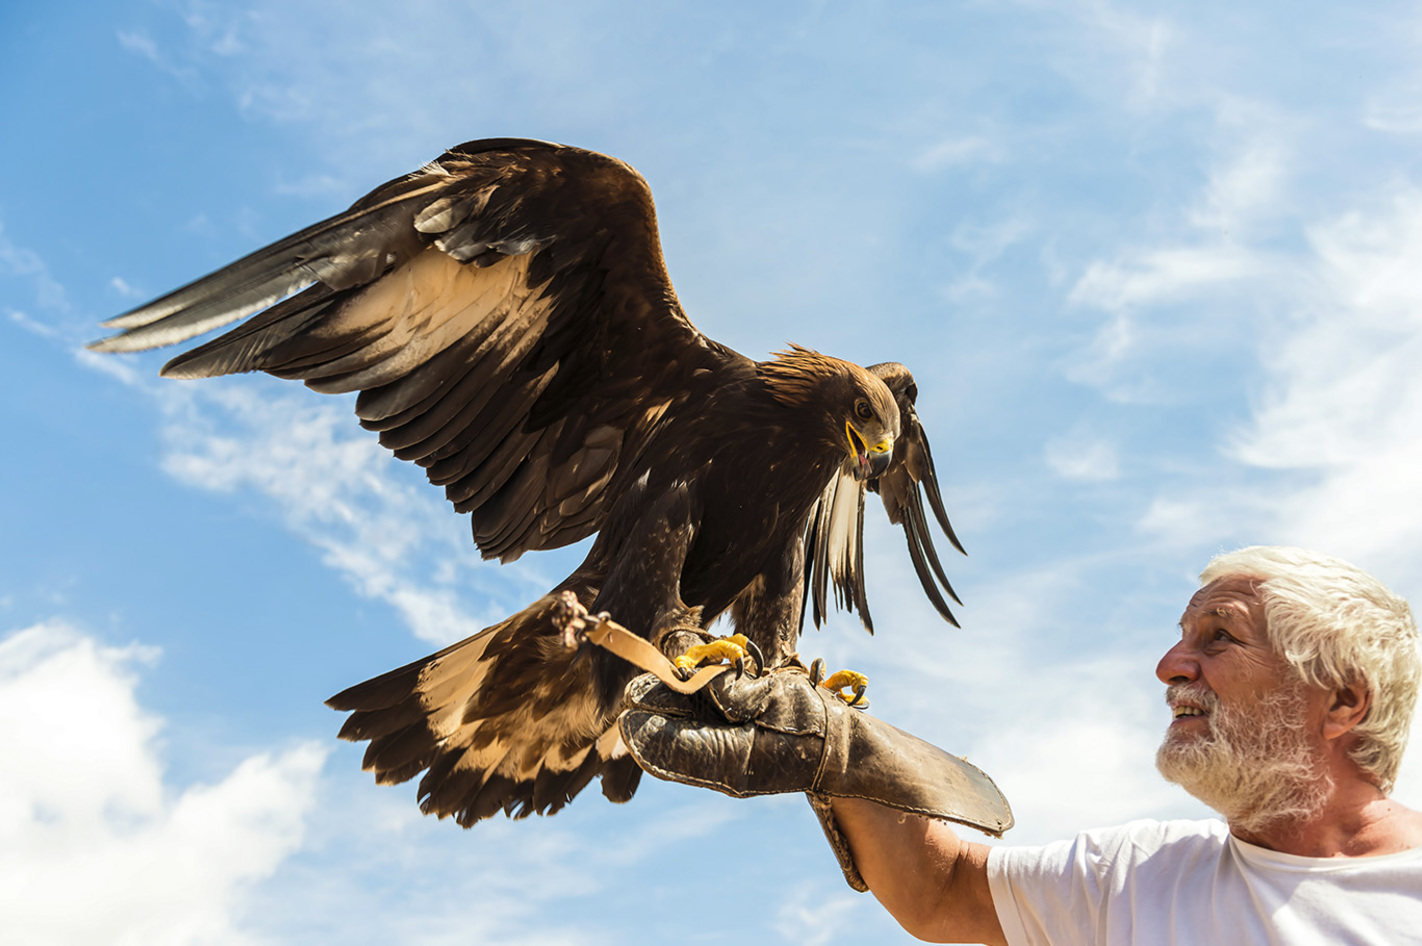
top-left (831, 797), bottom-right (1005, 945)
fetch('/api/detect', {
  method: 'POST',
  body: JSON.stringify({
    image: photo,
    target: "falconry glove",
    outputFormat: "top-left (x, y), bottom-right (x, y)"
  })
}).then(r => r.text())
top-left (618, 669), bottom-right (1013, 891)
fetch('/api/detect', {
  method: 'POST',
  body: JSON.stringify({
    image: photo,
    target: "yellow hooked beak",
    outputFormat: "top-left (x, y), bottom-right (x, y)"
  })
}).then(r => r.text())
top-left (845, 421), bottom-right (893, 480)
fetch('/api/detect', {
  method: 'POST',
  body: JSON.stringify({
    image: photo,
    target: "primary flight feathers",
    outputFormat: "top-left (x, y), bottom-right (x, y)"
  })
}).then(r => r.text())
top-left (94, 138), bottom-right (964, 825)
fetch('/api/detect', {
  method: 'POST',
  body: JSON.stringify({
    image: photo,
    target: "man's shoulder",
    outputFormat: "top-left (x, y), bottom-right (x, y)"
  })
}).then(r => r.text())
top-left (990, 818), bottom-right (1229, 879)
top-left (987, 819), bottom-right (1235, 944)
top-left (1106, 818), bottom-right (1229, 848)
top-left (1055, 818), bottom-right (1229, 860)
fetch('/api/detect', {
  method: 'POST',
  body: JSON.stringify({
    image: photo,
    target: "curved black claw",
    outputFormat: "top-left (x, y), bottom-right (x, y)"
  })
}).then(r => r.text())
top-left (846, 683), bottom-right (868, 709)
top-left (565, 641), bottom-right (591, 676)
top-left (744, 638), bottom-right (766, 676)
top-left (733, 656), bottom-right (746, 680)
top-left (809, 657), bottom-right (826, 687)
top-left (675, 664), bottom-right (695, 682)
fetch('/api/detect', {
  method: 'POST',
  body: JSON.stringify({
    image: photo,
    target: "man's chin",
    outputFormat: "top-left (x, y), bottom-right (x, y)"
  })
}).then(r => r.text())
top-left (1155, 736), bottom-right (1211, 789)
top-left (1155, 722), bottom-right (1331, 833)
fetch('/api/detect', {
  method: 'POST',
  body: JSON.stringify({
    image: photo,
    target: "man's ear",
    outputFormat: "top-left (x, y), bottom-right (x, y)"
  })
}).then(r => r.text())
top-left (1323, 680), bottom-right (1371, 741)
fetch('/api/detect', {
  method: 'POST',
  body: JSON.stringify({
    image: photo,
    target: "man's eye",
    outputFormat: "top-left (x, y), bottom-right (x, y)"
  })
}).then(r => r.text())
top-left (1212, 628), bottom-right (1234, 642)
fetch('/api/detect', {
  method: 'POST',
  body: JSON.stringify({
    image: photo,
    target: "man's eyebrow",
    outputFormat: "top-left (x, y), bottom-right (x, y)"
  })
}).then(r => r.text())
top-left (1179, 606), bottom-right (1240, 630)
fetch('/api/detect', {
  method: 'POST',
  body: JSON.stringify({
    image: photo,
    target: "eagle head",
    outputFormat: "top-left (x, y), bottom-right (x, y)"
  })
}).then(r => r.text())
top-left (761, 345), bottom-right (900, 480)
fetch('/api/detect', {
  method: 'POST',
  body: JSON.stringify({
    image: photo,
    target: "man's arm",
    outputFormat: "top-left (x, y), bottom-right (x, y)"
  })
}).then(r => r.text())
top-left (610, 667), bottom-right (1013, 940)
top-left (832, 797), bottom-right (1006, 946)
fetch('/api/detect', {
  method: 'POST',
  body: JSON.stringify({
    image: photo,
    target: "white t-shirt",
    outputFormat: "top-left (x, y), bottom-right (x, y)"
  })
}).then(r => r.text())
top-left (987, 818), bottom-right (1422, 945)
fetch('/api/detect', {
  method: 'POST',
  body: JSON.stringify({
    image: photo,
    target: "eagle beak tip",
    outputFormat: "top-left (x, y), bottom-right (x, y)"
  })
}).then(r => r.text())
top-left (867, 448), bottom-right (892, 479)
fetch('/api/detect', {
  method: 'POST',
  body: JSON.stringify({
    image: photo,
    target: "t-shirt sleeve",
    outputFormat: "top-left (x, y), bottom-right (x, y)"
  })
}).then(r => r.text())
top-left (987, 830), bottom-right (1124, 946)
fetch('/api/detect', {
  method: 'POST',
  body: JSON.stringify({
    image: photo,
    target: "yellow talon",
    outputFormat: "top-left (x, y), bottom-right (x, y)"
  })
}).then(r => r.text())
top-left (819, 669), bottom-right (869, 704)
top-left (674, 633), bottom-right (751, 671)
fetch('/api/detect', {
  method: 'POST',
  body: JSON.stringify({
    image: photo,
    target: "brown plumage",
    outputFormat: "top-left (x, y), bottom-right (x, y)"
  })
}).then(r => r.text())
top-left (91, 138), bottom-right (963, 826)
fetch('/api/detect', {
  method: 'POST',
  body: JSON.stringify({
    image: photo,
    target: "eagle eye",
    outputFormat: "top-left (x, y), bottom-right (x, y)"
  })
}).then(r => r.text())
top-left (854, 399), bottom-right (873, 420)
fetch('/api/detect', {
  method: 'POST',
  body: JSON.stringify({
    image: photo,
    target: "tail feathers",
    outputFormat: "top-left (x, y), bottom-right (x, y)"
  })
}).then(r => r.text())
top-left (598, 755), bottom-right (643, 804)
top-left (327, 594), bottom-right (635, 825)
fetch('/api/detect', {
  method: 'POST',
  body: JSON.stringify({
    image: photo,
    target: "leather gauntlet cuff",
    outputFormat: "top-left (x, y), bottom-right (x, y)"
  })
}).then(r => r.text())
top-left (807, 792), bottom-right (868, 892)
top-left (619, 670), bottom-right (1012, 889)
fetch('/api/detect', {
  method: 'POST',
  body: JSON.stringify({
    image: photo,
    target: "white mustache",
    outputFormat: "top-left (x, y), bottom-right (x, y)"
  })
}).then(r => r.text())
top-left (1165, 683), bottom-right (1220, 714)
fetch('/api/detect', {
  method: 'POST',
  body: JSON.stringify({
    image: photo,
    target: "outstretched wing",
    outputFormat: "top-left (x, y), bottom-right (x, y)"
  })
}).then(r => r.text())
top-left (91, 138), bottom-right (742, 561)
top-left (803, 362), bottom-right (965, 632)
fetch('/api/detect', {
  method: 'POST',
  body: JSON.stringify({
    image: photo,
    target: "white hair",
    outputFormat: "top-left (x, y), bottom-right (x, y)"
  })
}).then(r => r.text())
top-left (1200, 546), bottom-right (1420, 792)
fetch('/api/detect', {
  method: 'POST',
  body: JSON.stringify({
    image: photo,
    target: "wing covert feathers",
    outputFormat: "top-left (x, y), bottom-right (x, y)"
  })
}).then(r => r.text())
top-left (91, 138), bottom-right (741, 562)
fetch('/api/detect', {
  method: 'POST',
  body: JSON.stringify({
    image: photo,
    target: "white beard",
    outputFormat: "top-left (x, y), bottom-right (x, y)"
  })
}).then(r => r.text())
top-left (1156, 683), bottom-right (1333, 834)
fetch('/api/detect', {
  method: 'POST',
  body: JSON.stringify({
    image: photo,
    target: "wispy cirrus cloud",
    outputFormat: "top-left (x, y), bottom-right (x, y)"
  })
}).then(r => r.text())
top-left (1045, 432), bottom-right (1120, 482)
top-left (773, 879), bottom-right (865, 946)
top-left (912, 134), bottom-right (1004, 173)
top-left (73, 292), bottom-right (540, 649)
top-left (1, 221), bottom-right (70, 320)
top-left (1129, 182), bottom-right (1422, 568)
top-left (150, 379), bottom-right (536, 646)
top-left (1225, 186), bottom-right (1422, 568)
top-left (1065, 121), bottom-right (1294, 373)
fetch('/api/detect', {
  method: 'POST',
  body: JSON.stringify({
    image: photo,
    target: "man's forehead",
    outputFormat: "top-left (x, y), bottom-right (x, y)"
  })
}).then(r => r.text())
top-left (1180, 575), bottom-right (1265, 626)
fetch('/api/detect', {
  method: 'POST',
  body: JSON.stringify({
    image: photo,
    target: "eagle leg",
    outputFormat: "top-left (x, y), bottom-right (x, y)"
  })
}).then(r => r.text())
top-left (806, 658), bottom-right (871, 708)
top-left (818, 669), bottom-right (870, 707)
top-left (672, 633), bottom-right (762, 678)
top-left (551, 590), bottom-right (610, 651)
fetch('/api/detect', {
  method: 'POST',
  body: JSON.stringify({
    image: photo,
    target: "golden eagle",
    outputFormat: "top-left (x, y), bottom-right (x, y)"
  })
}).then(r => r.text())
top-left (91, 139), bottom-right (963, 826)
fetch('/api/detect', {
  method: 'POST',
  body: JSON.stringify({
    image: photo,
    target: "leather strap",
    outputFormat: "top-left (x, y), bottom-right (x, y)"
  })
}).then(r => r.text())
top-left (579, 613), bottom-right (732, 695)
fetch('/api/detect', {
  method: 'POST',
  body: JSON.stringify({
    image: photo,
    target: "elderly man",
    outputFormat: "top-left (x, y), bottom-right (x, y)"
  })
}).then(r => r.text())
top-left (621, 546), bottom-right (1422, 944)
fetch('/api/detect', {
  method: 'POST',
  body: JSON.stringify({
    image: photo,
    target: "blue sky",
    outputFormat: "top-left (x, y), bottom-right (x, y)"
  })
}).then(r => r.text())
top-left (5, 1), bottom-right (1422, 942)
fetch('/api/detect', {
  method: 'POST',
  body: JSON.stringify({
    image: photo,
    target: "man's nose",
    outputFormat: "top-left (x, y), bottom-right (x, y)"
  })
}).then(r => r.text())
top-left (1156, 640), bottom-right (1198, 685)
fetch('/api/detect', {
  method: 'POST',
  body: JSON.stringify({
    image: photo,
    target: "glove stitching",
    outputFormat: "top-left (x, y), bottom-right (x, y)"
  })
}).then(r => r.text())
top-left (809, 683), bottom-right (833, 793)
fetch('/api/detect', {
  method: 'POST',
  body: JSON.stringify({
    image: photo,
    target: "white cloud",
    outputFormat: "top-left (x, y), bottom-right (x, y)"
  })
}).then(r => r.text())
top-left (1086, 1), bottom-right (1172, 111)
top-left (1045, 434), bottom-right (1120, 481)
top-left (153, 381), bottom-right (522, 646)
top-left (1364, 98), bottom-right (1422, 134)
top-left (79, 314), bottom-right (534, 649)
top-left (1118, 182), bottom-right (1422, 569)
top-left (9, 309), bottom-right (58, 339)
top-left (1007, 0), bottom-right (1174, 112)
top-left (773, 880), bottom-right (864, 946)
top-left (1136, 487), bottom-right (1275, 553)
top-left (1063, 241), bottom-right (1275, 401)
top-left (132, 0), bottom-right (639, 189)
top-left (975, 681), bottom-right (1197, 841)
top-left (939, 213), bottom-right (1034, 303)
top-left (912, 135), bottom-right (1002, 172)
top-left (116, 28), bottom-right (203, 91)
top-left (74, 345), bottom-right (146, 388)
top-left (1062, 110), bottom-right (1295, 401)
top-left (109, 276), bottom-right (145, 300)
top-left (1187, 136), bottom-right (1288, 237)
top-left (1070, 245), bottom-right (1263, 316)
top-left (0, 620), bottom-right (326, 945)
top-left (116, 29), bottom-right (162, 65)
top-left (0, 221), bottom-right (69, 314)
